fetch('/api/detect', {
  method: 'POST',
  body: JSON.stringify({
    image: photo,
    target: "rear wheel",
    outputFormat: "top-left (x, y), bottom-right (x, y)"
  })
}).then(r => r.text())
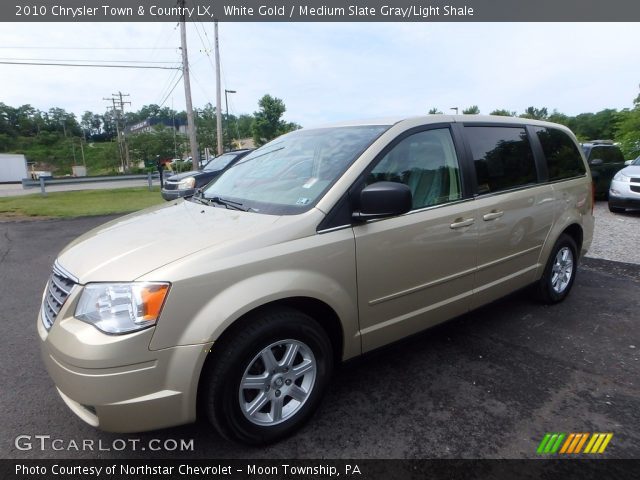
top-left (201, 307), bottom-right (333, 445)
top-left (535, 234), bottom-right (578, 304)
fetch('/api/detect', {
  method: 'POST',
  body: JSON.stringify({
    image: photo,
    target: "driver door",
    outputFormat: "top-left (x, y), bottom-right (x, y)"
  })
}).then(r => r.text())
top-left (354, 127), bottom-right (478, 352)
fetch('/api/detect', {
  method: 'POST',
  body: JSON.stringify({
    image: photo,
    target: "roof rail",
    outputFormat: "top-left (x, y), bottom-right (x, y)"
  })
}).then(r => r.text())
top-left (585, 139), bottom-right (614, 145)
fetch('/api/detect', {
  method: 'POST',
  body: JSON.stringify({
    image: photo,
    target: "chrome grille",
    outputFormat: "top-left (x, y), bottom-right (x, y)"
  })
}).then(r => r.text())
top-left (41, 263), bottom-right (77, 330)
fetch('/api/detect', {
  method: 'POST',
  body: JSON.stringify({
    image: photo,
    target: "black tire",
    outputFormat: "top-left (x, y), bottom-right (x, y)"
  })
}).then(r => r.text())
top-left (201, 307), bottom-right (333, 445)
top-left (608, 203), bottom-right (625, 213)
top-left (535, 234), bottom-right (578, 304)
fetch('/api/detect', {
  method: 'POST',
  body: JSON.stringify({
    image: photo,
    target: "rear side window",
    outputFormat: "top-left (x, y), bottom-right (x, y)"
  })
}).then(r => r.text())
top-left (535, 127), bottom-right (586, 180)
top-left (589, 146), bottom-right (624, 164)
top-left (466, 126), bottom-right (537, 194)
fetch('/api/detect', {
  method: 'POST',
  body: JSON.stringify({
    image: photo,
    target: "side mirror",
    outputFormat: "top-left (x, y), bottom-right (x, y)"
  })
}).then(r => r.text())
top-left (590, 158), bottom-right (604, 166)
top-left (353, 181), bottom-right (412, 222)
top-left (625, 160), bottom-right (633, 166)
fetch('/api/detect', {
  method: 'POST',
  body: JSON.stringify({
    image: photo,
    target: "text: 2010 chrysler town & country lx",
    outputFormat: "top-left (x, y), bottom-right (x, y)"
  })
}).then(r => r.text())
top-left (38, 115), bottom-right (594, 444)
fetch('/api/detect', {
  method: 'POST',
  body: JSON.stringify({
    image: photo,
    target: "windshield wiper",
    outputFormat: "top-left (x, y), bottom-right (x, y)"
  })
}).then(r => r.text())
top-left (207, 196), bottom-right (249, 211)
top-left (190, 190), bottom-right (209, 205)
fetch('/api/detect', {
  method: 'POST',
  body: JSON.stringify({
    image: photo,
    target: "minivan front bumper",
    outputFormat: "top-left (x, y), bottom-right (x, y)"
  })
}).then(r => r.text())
top-left (38, 311), bottom-right (212, 433)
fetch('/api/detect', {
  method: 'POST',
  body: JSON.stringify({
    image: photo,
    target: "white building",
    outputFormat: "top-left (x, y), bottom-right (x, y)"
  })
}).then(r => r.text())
top-left (0, 154), bottom-right (28, 182)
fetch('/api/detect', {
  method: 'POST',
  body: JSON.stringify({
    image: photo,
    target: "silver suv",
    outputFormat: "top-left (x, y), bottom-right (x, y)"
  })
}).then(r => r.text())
top-left (609, 156), bottom-right (640, 212)
top-left (38, 116), bottom-right (594, 444)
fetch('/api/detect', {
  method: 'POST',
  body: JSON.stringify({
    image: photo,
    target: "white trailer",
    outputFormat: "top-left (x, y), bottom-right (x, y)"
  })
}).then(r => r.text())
top-left (0, 154), bottom-right (28, 182)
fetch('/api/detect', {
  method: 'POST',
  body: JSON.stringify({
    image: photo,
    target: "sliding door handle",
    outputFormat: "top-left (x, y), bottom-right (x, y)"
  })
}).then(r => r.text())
top-left (483, 211), bottom-right (504, 221)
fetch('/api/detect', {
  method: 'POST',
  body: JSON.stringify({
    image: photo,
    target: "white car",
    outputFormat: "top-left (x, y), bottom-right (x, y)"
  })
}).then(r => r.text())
top-left (609, 156), bottom-right (640, 212)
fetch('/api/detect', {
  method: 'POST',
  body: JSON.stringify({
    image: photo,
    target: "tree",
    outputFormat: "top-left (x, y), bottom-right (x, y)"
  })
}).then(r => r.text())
top-left (252, 94), bottom-right (298, 146)
top-left (490, 109), bottom-right (516, 117)
top-left (462, 105), bottom-right (480, 114)
top-left (81, 111), bottom-right (103, 139)
top-left (616, 91), bottom-right (640, 158)
top-left (128, 124), bottom-right (186, 165)
top-left (547, 109), bottom-right (571, 127)
top-left (428, 107), bottom-right (443, 114)
top-left (520, 106), bottom-right (548, 120)
top-left (236, 114), bottom-right (254, 139)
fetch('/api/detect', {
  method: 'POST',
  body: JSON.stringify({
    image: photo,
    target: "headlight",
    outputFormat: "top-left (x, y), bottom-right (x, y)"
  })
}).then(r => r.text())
top-left (75, 282), bottom-right (170, 334)
top-left (177, 177), bottom-right (196, 190)
top-left (613, 172), bottom-right (630, 183)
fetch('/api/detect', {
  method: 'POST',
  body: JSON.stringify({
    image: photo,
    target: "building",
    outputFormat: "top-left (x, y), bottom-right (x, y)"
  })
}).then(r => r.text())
top-left (0, 154), bottom-right (28, 182)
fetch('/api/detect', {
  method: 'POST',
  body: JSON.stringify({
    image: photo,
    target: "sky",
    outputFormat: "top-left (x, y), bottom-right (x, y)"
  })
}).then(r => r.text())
top-left (0, 21), bottom-right (638, 128)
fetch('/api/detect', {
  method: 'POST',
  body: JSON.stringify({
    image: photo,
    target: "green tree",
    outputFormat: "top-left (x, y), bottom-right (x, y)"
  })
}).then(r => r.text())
top-left (462, 105), bottom-right (480, 114)
top-left (489, 109), bottom-right (516, 117)
top-left (547, 109), bottom-right (571, 126)
top-left (252, 94), bottom-right (298, 146)
top-left (519, 106), bottom-right (548, 120)
top-left (428, 107), bottom-right (443, 114)
top-left (235, 114), bottom-right (254, 139)
top-left (128, 125), bottom-right (185, 166)
top-left (615, 93), bottom-right (640, 158)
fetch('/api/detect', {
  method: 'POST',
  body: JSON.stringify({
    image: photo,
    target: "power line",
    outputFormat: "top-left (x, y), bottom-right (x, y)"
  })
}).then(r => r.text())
top-left (0, 61), bottom-right (180, 70)
top-left (0, 57), bottom-right (181, 64)
top-left (156, 68), bottom-right (182, 106)
top-left (159, 72), bottom-right (184, 108)
top-left (0, 46), bottom-right (178, 50)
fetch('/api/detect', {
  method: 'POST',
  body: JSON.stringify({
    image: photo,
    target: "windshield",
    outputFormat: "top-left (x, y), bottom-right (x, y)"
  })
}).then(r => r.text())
top-left (202, 125), bottom-right (389, 214)
top-left (203, 153), bottom-right (241, 172)
top-left (634, 156), bottom-right (640, 166)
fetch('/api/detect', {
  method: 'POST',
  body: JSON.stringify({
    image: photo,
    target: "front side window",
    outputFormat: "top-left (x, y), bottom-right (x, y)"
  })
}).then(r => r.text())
top-left (466, 126), bottom-right (537, 194)
top-left (202, 126), bottom-right (389, 215)
top-left (535, 127), bottom-right (586, 181)
top-left (366, 128), bottom-right (463, 209)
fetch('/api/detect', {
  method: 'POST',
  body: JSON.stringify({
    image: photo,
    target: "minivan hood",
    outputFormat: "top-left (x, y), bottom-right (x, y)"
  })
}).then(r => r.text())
top-left (57, 200), bottom-right (285, 283)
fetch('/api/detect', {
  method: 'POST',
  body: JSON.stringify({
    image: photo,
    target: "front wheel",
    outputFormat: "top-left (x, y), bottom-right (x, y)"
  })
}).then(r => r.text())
top-left (535, 234), bottom-right (578, 304)
top-left (201, 307), bottom-right (333, 445)
top-left (608, 203), bottom-right (625, 213)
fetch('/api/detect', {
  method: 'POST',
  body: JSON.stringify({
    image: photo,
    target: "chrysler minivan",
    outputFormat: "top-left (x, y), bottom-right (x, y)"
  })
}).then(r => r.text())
top-left (39, 116), bottom-right (594, 445)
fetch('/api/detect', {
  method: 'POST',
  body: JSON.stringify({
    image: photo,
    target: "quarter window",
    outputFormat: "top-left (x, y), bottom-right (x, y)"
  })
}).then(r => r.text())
top-left (466, 126), bottom-right (537, 194)
top-left (367, 129), bottom-right (463, 209)
top-left (535, 127), bottom-right (586, 180)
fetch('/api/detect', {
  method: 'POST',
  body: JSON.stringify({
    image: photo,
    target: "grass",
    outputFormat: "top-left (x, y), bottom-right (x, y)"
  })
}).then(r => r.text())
top-left (0, 187), bottom-right (165, 218)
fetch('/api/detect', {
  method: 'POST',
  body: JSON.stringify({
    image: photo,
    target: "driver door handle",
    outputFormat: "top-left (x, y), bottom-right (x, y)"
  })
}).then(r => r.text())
top-left (450, 218), bottom-right (475, 229)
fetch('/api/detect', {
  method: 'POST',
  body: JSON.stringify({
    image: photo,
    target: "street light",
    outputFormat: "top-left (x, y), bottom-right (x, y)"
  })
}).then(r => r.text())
top-left (224, 89), bottom-right (236, 151)
top-left (450, 107), bottom-right (459, 114)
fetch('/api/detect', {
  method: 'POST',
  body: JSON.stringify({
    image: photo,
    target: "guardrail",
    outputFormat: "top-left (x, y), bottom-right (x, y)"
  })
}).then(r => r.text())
top-left (22, 173), bottom-right (161, 195)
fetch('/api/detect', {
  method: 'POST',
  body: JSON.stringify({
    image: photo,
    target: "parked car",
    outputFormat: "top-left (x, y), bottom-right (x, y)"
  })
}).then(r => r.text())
top-left (38, 116), bottom-right (593, 445)
top-left (608, 156), bottom-right (640, 212)
top-left (161, 149), bottom-right (252, 201)
top-left (580, 140), bottom-right (626, 198)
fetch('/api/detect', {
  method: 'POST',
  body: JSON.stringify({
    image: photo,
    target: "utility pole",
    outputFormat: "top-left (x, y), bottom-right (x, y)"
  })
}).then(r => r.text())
top-left (179, 1), bottom-right (199, 168)
top-left (214, 21), bottom-right (223, 156)
top-left (104, 99), bottom-right (123, 171)
top-left (104, 92), bottom-right (131, 171)
top-left (225, 89), bottom-right (236, 150)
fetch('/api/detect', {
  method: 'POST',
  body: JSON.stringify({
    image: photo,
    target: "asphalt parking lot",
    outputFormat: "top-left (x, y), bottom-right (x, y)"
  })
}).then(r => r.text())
top-left (1, 205), bottom-right (639, 460)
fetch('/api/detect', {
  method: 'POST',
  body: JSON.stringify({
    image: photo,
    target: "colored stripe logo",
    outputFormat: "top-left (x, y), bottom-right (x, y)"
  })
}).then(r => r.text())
top-left (537, 433), bottom-right (613, 454)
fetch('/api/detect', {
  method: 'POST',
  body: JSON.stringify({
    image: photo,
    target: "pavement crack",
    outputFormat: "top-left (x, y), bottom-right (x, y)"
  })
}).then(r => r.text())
top-left (0, 225), bottom-right (11, 266)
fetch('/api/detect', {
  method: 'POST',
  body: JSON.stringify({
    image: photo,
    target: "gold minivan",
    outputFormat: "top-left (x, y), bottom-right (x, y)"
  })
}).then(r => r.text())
top-left (38, 116), bottom-right (594, 444)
